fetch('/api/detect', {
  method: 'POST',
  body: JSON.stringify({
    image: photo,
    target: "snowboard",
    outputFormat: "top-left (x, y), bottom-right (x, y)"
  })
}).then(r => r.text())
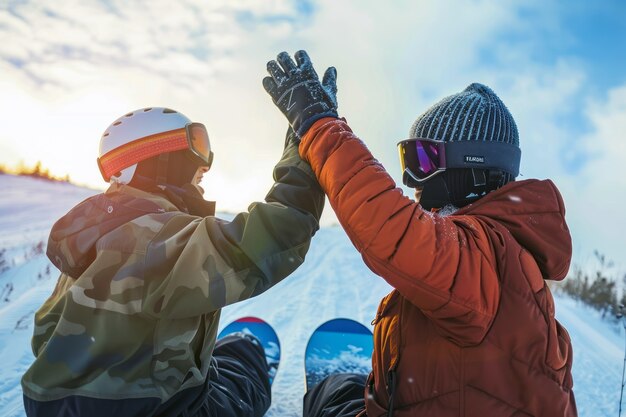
top-left (304, 318), bottom-right (374, 391)
top-left (218, 316), bottom-right (281, 385)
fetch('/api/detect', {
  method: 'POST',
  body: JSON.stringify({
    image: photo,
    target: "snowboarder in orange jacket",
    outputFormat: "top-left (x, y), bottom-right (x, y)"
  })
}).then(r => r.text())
top-left (263, 50), bottom-right (576, 417)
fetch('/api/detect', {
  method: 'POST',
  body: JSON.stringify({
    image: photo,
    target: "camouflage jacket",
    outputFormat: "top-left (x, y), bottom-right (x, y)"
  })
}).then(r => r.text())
top-left (21, 140), bottom-right (324, 404)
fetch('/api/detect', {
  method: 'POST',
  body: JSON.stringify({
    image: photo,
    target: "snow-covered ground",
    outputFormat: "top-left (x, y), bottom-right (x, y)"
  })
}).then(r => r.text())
top-left (0, 174), bottom-right (622, 416)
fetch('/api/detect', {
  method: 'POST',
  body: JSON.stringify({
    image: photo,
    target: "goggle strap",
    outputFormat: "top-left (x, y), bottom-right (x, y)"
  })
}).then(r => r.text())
top-left (398, 139), bottom-right (521, 186)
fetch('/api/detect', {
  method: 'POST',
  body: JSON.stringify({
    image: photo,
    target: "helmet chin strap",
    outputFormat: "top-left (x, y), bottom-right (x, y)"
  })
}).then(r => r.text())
top-left (156, 153), bottom-right (170, 185)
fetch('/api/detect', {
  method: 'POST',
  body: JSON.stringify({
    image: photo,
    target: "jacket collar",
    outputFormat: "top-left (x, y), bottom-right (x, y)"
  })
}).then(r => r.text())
top-left (456, 179), bottom-right (572, 281)
top-left (105, 182), bottom-right (180, 212)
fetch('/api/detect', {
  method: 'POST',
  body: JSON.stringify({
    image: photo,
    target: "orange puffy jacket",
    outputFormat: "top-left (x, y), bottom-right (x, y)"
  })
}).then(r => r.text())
top-left (300, 118), bottom-right (577, 417)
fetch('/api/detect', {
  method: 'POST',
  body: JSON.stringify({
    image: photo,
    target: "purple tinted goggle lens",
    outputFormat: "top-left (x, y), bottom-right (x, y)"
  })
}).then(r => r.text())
top-left (398, 139), bottom-right (446, 186)
top-left (416, 141), bottom-right (442, 176)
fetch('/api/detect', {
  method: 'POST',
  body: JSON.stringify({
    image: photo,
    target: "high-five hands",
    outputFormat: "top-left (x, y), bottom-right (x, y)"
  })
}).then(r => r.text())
top-left (263, 50), bottom-right (338, 138)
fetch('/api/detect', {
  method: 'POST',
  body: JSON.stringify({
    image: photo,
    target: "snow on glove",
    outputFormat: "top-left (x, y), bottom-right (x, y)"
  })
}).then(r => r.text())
top-left (263, 50), bottom-right (338, 138)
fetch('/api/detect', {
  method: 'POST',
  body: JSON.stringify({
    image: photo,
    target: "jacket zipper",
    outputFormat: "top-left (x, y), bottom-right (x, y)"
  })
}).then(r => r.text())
top-left (460, 347), bottom-right (465, 417)
top-left (386, 366), bottom-right (398, 417)
top-left (386, 294), bottom-right (405, 417)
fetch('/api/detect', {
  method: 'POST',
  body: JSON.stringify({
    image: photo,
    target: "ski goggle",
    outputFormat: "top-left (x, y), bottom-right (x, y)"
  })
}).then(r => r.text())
top-left (98, 123), bottom-right (214, 182)
top-left (397, 138), bottom-right (521, 188)
top-left (185, 123), bottom-right (214, 168)
top-left (398, 139), bottom-right (447, 185)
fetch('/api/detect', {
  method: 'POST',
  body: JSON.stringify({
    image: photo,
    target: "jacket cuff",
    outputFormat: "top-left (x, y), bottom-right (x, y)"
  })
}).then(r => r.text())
top-left (298, 117), bottom-right (349, 164)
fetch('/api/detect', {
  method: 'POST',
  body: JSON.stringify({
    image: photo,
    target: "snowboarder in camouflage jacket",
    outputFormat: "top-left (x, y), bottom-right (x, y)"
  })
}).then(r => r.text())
top-left (21, 107), bottom-right (324, 417)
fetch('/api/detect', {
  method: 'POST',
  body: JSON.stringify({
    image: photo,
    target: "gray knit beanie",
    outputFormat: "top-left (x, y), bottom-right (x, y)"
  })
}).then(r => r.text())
top-left (409, 83), bottom-right (519, 210)
top-left (410, 83), bottom-right (518, 146)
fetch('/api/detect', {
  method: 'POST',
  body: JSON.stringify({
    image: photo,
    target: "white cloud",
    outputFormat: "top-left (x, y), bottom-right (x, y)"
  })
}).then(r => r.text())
top-left (0, 0), bottom-right (623, 266)
top-left (560, 84), bottom-right (626, 267)
top-left (275, 0), bottom-right (530, 178)
top-left (0, 0), bottom-right (306, 195)
top-left (497, 59), bottom-right (587, 179)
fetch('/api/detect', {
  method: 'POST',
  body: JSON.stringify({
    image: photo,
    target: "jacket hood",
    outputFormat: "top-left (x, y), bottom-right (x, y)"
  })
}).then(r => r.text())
top-left (457, 179), bottom-right (572, 281)
top-left (46, 185), bottom-right (170, 278)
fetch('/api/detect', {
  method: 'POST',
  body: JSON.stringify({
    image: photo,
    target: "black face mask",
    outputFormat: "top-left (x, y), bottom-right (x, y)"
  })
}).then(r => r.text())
top-left (419, 174), bottom-right (458, 211)
top-left (130, 150), bottom-right (207, 188)
top-left (419, 169), bottom-right (505, 211)
top-left (128, 150), bottom-right (216, 217)
top-left (158, 183), bottom-right (216, 217)
top-left (162, 151), bottom-right (206, 187)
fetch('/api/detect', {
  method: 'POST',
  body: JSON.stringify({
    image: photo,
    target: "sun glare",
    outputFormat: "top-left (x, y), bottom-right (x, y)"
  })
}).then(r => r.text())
top-left (0, 82), bottom-right (132, 189)
top-left (199, 166), bottom-right (272, 214)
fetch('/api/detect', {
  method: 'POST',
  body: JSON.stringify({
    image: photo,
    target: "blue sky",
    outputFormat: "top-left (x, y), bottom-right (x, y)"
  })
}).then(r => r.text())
top-left (476, 0), bottom-right (626, 174)
top-left (0, 0), bottom-right (625, 270)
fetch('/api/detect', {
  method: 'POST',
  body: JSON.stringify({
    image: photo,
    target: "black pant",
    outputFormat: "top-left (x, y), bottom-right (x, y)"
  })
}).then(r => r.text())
top-left (303, 373), bottom-right (367, 417)
top-left (24, 334), bottom-right (270, 417)
top-left (195, 334), bottom-right (271, 417)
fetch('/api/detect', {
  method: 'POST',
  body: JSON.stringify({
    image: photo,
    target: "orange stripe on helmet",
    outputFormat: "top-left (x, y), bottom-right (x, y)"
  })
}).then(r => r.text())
top-left (98, 128), bottom-right (188, 181)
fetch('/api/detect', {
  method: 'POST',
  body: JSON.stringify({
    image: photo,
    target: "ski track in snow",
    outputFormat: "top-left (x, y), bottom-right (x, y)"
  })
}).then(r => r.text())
top-left (555, 297), bottom-right (623, 416)
top-left (220, 227), bottom-right (392, 417)
top-left (0, 174), bottom-right (624, 417)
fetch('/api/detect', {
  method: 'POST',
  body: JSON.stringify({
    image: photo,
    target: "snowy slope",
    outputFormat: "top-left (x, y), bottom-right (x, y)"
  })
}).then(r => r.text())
top-left (0, 175), bottom-right (98, 417)
top-left (0, 174), bottom-right (622, 417)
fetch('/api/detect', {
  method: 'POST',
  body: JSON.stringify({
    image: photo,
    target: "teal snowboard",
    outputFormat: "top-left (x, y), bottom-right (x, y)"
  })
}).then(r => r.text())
top-left (304, 318), bottom-right (374, 391)
top-left (218, 316), bottom-right (281, 385)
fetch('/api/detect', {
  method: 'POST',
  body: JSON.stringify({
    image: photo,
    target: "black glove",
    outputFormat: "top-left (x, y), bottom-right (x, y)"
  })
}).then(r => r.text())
top-left (263, 50), bottom-right (338, 138)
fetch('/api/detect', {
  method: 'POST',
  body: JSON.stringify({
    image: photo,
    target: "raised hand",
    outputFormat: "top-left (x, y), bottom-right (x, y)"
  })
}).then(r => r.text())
top-left (263, 50), bottom-right (338, 138)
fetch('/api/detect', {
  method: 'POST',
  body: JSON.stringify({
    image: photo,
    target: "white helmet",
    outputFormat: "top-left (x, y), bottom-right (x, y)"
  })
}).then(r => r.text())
top-left (97, 107), bottom-right (213, 184)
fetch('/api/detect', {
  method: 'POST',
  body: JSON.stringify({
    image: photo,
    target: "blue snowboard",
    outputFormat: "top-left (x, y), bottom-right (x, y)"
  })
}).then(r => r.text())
top-left (305, 318), bottom-right (374, 391)
top-left (218, 316), bottom-right (281, 385)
